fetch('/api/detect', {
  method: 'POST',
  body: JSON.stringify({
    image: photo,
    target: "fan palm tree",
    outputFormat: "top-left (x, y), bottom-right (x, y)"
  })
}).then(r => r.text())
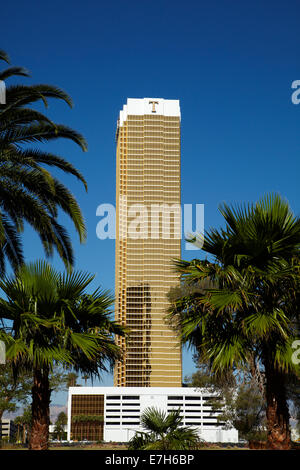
top-left (66, 372), bottom-right (79, 387)
top-left (0, 260), bottom-right (126, 450)
top-left (128, 407), bottom-right (200, 450)
top-left (167, 193), bottom-right (300, 450)
top-left (0, 49), bottom-right (87, 272)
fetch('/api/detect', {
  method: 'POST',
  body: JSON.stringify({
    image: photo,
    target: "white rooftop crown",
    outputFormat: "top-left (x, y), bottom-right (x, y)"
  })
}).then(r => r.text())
top-left (119, 98), bottom-right (180, 126)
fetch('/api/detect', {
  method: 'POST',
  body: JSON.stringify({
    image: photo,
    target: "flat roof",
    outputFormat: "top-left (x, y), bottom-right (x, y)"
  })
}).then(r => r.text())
top-left (68, 386), bottom-right (218, 395)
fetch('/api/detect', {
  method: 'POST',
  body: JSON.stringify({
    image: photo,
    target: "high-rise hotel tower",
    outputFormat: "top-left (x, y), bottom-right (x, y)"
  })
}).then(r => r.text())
top-left (114, 98), bottom-right (182, 387)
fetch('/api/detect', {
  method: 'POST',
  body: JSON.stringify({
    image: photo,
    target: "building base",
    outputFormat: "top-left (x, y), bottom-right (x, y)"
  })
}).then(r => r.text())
top-left (67, 386), bottom-right (238, 443)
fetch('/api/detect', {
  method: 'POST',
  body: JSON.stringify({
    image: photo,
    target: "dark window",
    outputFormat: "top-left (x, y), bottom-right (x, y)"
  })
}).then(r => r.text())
top-left (167, 396), bottom-right (183, 400)
top-left (203, 422), bottom-right (224, 426)
top-left (185, 422), bottom-right (202, 425)
top-left (122, 403), bottom-right (140, 407)
top-left (123, 422), bottom-right (140, 425)
top-left (106, 422), bottom-right (120, 425)
top-left (122, 396), bottom-right (139, 400)
top-left (185, 396), bottom-right (201, 400)
top-left (202, 396), bottom-right (220, 401)
top-left (106, 396), bottom-right (121, 400)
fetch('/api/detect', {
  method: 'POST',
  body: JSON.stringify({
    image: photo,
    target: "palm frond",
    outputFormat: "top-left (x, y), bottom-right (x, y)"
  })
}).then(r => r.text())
top-left (0, 53), bottom-right (88, 272)
top-left (0, 50), bottom-right (10, 64)
top-left (0, 67), bottom-right (29, 81)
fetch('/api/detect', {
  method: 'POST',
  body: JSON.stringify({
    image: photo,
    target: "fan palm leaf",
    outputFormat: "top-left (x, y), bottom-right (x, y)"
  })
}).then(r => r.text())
top-left (0, 260), bottom-right (127, 450)
top-left (167, 193), bottom-right (300, 449)
top-left (128, 407), bottom-right (200, 450)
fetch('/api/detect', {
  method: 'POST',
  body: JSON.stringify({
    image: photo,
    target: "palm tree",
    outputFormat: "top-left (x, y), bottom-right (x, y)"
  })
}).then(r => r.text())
top-left (0, 49), bottom-right (87, 272)
top-left (14, 406), bottom-right (32, 444)
top-left (53, 412), bottom-right (68, 441)
top-left (82, 374), bottom-right (89, 386)
top-left (0, 260), bottom-right (126, 450)
top-left (167, 193), bottom-right (300, 450)
top-left (128, 407), bottom-right (200, 450)
top-left (66, 372), bottom-right (79, 388)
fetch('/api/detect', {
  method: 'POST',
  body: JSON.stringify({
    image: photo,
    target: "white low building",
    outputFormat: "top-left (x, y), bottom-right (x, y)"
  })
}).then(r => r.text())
top-left (0, 419), bottom-right (17, 442)
top-left (67, 387), bottom-right (238, 443)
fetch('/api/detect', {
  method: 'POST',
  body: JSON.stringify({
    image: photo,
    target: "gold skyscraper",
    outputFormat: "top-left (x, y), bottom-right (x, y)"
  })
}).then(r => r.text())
top-left (114, 98), bottom-right (182, 387)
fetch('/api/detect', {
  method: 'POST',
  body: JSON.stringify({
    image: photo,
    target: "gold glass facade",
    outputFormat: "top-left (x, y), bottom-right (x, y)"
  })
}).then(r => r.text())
top-left (70, 394), bottom-right (104, 441)
top-left (114, 99), bottom-right (182, 387)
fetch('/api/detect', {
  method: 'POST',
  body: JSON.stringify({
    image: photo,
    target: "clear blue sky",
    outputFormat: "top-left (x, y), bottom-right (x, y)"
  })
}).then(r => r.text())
top-left (2, 0), bottom-right (300, 405)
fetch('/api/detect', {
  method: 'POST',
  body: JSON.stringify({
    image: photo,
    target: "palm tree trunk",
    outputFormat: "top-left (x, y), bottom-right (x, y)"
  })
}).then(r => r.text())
top-left (29, 366), bottom-right (51, 450)
top-left (264, 358), bottom-right (291, 450)
top-left (23, 424), bottom-right (26, 444)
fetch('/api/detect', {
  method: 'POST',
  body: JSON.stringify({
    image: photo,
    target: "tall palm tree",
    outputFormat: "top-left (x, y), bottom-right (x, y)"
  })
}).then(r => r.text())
top-left (0, 261), bottom-right (126, 450)
top-left (66, 372), bottom-right (79, 388)
top-left (167, 193), bottom-right (300, 450)
top-left (82, 374), bottom-right (89, 386)
top-left (14, 406), bottom-right (32, 444)
top-left (128, 407), bottom-right (200, 450)
top-left (0, 49), bottom-right (87, 272)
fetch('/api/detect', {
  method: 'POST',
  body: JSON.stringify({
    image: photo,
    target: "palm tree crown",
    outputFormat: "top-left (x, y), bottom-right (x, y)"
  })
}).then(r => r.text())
top-left (0, 49), bottom-right (87, 272)
top-left (128, 407), bottom-right (200, 450)
top-left (0, 260), bottom-right (126, 449)
top-left (167, 193), bottom-right (300, 449)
